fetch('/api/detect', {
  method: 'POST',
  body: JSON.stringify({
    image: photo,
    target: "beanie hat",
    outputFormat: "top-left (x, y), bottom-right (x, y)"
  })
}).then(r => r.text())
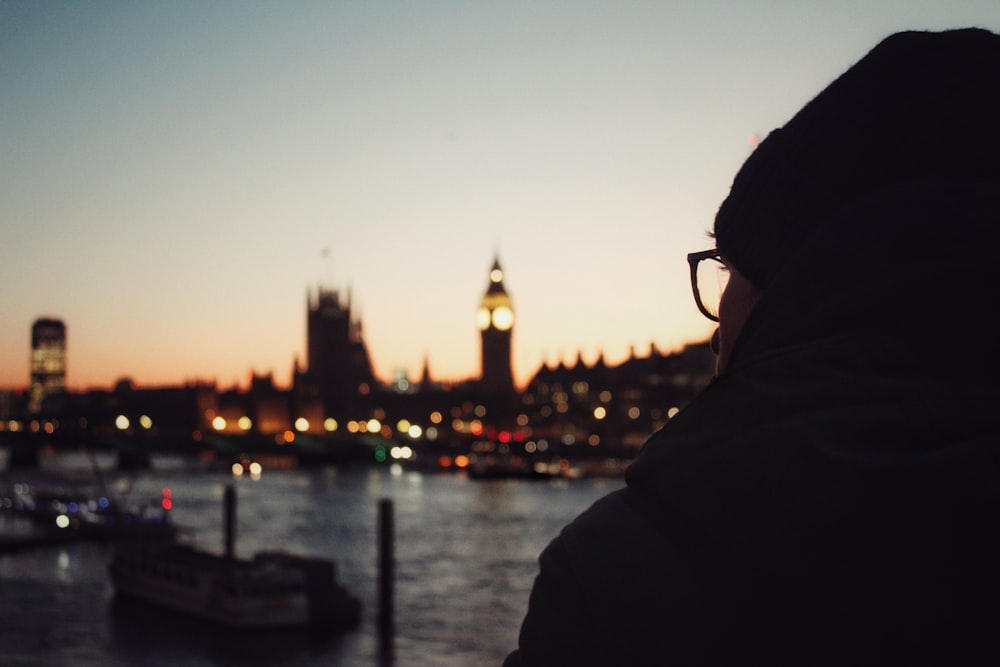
top-left (714, 28), bottom-right (1000, 288)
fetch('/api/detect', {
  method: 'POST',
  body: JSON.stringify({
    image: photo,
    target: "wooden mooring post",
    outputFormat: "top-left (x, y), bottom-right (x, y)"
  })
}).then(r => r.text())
top-left (224, 484), bottom-right (236, 560)
top-left (378, 497), bottom-right (395, 646)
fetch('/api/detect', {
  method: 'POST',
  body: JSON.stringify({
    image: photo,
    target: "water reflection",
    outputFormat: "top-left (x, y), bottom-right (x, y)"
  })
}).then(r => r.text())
top-left (1, 466), bottom-right (622, 666)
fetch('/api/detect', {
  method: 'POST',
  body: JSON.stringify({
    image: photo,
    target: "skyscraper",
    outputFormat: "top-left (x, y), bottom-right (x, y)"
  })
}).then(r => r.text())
top-left (29, 317), bottom-right (66, 414)
top-left (477, 257), bottom-right (515, 395)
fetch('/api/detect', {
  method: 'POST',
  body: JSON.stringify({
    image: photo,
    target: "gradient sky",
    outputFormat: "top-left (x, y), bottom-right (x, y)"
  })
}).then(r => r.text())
top-left (3, 2), bottom-right (997, 391)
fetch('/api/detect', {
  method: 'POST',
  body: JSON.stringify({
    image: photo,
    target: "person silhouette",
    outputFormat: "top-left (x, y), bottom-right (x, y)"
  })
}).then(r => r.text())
top-left (504, 28), bottom-right (1000, 666)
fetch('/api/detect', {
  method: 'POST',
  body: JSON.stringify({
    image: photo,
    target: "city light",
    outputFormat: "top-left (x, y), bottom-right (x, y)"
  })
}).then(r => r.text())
top-left (5, 253), bottom-right (718, 489)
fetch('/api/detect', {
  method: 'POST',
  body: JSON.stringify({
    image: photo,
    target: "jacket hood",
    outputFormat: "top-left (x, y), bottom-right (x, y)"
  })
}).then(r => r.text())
top-left (714, 28), bottom-right (1000, 288)
top-left (729, 179), bottom-right (1000, 382)
top-left (625, 179), bottom-right (1000, 628)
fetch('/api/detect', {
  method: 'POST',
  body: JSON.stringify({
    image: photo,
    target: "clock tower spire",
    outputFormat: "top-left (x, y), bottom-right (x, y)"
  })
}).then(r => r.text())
top-left (477, 256), bottom-right (515, 395)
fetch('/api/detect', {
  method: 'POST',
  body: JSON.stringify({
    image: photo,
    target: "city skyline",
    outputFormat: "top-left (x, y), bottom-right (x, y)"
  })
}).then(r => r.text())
top-left (8, 256), bottom-right (701, 395)
top-left (3, 2), bottom-right (997, 391)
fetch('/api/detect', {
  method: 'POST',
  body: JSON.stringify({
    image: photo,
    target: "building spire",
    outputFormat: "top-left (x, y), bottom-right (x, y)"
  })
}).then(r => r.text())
top-left (421, 353), bottom-right (432, 387)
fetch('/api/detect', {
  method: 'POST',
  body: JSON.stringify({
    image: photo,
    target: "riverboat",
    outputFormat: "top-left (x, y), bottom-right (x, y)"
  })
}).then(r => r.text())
top-left (5, 479), bottom-right (176, 542)
top-left (109, 543), bottom-right (361, 632)
top-left (108, 485), bottom-right (360, 634)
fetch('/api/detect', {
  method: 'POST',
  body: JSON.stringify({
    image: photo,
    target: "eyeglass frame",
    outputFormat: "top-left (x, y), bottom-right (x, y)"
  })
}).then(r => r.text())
top-left (686, 248), bottom-right (725, 322)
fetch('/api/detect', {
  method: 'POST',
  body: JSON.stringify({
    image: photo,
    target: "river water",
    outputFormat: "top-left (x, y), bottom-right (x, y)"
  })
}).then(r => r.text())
top-left (0, 461), bottom-right (624, 666)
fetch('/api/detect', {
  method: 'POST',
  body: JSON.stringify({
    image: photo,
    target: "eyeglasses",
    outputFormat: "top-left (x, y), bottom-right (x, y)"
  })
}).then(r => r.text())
top-left (687, 249), bottom-right (730, 322)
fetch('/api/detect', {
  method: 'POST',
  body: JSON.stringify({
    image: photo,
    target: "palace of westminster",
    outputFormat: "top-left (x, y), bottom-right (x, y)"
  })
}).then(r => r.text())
top-left (1, 258), bottom-right (715, 469)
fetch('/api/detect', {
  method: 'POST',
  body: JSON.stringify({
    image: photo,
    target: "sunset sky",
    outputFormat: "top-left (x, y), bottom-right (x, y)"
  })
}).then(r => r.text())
top-left (3, 2), bottom-right (997, 391)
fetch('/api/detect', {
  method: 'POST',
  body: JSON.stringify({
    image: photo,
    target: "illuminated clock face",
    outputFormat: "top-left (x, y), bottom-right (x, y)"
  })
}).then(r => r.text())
top-left (491, 306), bottom-right (514, 330)
top-left (476, 307), bottom-right (491, 330)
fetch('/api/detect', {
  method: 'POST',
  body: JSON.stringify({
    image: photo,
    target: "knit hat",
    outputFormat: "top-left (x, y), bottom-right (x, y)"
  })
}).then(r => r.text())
top-left (714, 28), bottom-right (1000, 288)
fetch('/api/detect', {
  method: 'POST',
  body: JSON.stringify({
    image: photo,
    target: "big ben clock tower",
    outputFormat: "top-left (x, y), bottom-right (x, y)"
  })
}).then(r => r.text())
top-left (477, 257), bottom-right (515, 395)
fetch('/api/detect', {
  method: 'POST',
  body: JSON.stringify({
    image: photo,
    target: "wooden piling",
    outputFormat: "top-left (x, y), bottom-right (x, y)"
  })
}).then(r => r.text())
top-left (224, 484), bottom-right (236, 560)
top-left (378, 497), bottom-right (395, 644)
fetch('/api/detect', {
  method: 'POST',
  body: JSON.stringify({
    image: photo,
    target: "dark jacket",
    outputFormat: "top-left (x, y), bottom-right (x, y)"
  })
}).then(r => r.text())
top-left (504, 181), bottom-right (1000, 665)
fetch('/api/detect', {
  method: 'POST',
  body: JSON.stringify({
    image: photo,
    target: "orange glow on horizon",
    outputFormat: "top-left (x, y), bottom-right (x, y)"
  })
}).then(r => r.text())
top-left (4, 309), bottom-right (716, 395)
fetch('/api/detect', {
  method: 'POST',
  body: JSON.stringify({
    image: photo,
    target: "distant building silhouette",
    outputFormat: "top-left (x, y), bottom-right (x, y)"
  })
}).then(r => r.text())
top-left (521, 341), bottom-right (716, 456)
top-left (477, 257), bottom-right (515, 396)
top-left (299, 287), bottom-right (376, 418)
top-left (3, 257), bottom-right (717, 471)
top-left (419, 354), bottom-right (435, 390)
top-left (29, 318), bottom-right (66, 414)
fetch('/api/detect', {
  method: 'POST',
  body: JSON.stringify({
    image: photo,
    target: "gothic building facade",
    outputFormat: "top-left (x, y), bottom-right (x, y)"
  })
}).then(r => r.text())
top-left (296, 287), bottom-right (376, 419)
top-left (477, 257), bottom-right (515, 397)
